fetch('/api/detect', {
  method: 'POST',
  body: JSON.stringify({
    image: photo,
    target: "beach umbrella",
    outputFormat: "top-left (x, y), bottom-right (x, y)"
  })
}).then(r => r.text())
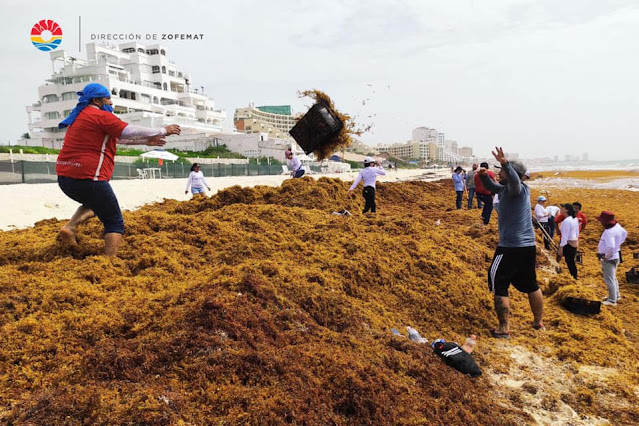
top-left (140, 150), bottom-right (179, 161)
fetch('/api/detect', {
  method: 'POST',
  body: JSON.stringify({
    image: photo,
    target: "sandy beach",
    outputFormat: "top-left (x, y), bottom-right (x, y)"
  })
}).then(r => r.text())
top-left (0, 168), bottom-right (447, 231)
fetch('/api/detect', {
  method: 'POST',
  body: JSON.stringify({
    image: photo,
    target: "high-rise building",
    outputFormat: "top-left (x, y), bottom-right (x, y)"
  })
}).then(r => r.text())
top-left (412, 127), bottom-right (439, 142)
top-left (234, 104), bottom-right (296, 139)
top-left (445, 140), bottom-right (458, 154)
top-left (459, 146), bottom-right (473, 158)
top-left (26, 42), bottom-right (226, 148)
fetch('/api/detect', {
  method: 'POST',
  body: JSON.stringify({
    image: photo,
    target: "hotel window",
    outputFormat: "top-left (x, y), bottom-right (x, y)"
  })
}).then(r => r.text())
top-left (152, 66), bottom-right (160, 74)
top-left (42, 94), bottom-right (59, 103)
top-left (61, 92), bottom-right (76, 101)
top-left (137, 48), bottom-right (145, 53)
top-left (161, 66), bottom-right (166, 74)
top-left (63, 109), bottom-right (72, 117)
top-left (141, 94), bottom-right (151, 103)
top-left (44, 111), bottom-right (60, 120)
top-left (122, 48), bottom-right (135, 53)
top-left (163, 83), bottom-right (167, 90)
top-left (160, 49), bottom-right (166, 55)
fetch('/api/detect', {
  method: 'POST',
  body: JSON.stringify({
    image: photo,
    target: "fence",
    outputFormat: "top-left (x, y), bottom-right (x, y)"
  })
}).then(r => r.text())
top-left (0, 161), bottom-right (308, 185)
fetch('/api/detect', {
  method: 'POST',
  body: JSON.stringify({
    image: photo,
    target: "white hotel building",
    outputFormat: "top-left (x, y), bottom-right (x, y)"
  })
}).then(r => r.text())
top-left (26, 42), bottom-right (227, 149)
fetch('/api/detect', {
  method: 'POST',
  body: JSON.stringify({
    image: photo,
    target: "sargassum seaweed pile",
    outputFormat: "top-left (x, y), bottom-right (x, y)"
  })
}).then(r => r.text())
top-left (0, 176), bottom-right (638, 424)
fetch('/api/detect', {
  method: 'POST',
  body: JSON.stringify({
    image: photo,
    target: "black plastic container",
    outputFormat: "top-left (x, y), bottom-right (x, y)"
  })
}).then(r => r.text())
top-left (626, 266), bottom-right (639, 284)
top-left (562, 297), bottom-right (601, 315)
top-left (289, 100), bottom-right (343, 154)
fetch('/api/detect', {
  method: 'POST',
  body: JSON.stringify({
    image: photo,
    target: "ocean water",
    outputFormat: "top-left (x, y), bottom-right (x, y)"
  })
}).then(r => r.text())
top-left (527, 159), bottom-right (639, 172)
top-left (528, 177), bottom-right (639, 192)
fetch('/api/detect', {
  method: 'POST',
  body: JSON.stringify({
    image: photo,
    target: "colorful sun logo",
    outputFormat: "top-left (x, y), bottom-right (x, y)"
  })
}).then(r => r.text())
top-left (31, 20), bottom-right (63, 51)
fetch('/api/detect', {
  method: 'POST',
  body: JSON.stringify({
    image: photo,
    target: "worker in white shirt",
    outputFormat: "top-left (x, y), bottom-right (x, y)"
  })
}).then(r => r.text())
top-left (348, 157), bottom-right (386, 213)
top-left (545, 204), bottom-right (560, 239)
top-left (556, 203), bottom-right (580, 279)
top-left (596, 211), bottom-right (628, 306)
top-left (534, 196), bottom-right (552, 249)
top-left (185, 163), bottom-right (211, 197)
top-left (285, 149), bottom-right (306, 178)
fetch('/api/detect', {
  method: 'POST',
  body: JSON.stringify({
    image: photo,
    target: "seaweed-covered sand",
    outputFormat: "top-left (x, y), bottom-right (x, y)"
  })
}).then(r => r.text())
top-left (0, 172), bottom-right (638, 424)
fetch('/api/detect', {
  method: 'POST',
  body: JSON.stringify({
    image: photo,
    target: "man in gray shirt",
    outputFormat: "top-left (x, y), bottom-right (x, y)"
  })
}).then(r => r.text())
top-left (478, 147), bottom-right (544, 338)
top-left (466, 163), bottom-right (480, 209)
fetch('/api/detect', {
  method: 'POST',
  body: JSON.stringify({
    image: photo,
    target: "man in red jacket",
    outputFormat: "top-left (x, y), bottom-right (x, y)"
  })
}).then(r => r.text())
top-left (56, 83), bottom-right (181, 256)
top-left (474, 162), bottom-right (496, 224)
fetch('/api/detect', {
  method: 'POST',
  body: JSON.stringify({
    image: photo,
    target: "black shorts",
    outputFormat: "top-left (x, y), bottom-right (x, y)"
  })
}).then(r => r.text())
top-left (58, 176), bottom-right (124, 234)
top-left (488, 246), bottom-right (538, 297)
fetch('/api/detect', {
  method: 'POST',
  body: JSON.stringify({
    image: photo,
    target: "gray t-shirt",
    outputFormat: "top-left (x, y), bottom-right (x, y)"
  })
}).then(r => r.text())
top-left (479, 163), bottom-right (535, 247)
top-left (466, 169), bottom-right (476, 189)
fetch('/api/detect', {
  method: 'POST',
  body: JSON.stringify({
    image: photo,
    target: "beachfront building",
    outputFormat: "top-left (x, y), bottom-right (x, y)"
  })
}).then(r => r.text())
top-left (25, 42), bottom-right (227, 149)
top-left (379, 126), bottom-right (472, 163)
top-left (345, 139), bottom-right (377, 155)
top-left (379, 140), bottom-right (429, 161)
top-left (412, 127), bottom-right (439, 142)
top-left (445, 139), bottom-right (458, 154)
top-left (459, 146), bottom-right (473, 158)
top-left (234, 104), bottom-right (296, 140)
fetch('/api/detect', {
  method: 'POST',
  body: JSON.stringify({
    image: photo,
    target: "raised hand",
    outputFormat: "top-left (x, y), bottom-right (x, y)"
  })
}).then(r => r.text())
top-left (146, 136), bottom-right (166, 147)
top-left (165, 124), bottom-right (181, 136)
top-left (491, 146), bottom-right (507, 164)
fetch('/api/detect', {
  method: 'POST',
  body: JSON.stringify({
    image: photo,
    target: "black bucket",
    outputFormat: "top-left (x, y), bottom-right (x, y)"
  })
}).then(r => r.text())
top-left (289, 100), bottom-right (343, 155)
top-left (626, 266), bottom-right (639, 284)
top-left (562, 297), bottom-right (601, 316)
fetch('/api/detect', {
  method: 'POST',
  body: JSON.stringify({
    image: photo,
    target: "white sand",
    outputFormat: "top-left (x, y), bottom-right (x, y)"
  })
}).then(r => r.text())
top-left (0, 169), bottom-right (448, 231)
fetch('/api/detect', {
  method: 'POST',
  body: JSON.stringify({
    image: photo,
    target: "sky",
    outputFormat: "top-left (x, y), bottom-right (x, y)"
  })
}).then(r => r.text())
top-left (1, 0), bottom-right (638, 161)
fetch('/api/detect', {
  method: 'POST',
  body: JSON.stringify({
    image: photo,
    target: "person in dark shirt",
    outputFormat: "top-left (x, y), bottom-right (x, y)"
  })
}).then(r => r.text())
top-left (474, 162), bottom-right (495, 224)
top-left (431, 336), bottom-right (482, 377)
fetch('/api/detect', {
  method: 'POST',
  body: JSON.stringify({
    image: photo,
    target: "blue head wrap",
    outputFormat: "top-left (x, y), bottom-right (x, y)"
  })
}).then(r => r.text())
top-left (58, 83), bottom-right (114, 129)
top-left (431, 338), bottom-right (445, 349)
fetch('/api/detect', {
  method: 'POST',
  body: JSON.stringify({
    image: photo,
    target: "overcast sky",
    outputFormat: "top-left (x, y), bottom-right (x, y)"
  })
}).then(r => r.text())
top-left (2, 0), bottom-right (638, 161)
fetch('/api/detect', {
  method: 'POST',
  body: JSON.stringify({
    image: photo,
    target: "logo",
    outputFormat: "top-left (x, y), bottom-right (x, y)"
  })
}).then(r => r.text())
top-left (31, 19), bottom-right (63, 51)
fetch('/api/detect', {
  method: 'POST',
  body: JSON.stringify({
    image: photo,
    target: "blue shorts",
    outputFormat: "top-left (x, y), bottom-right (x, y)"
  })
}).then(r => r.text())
top-left (58, 176), bottom-right (124, 234)
top-left (191, 186), bottom-right (206, 194)
top-left (294, 169), bottom-right (305, 178)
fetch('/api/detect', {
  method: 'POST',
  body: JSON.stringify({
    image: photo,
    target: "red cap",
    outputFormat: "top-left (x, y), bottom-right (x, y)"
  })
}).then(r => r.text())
top-left (596, 211), bottom-right (616, 225)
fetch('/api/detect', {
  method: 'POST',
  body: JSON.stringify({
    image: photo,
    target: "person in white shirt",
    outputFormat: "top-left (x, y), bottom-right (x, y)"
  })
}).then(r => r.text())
top-left (545, 204), bottom-right (560, 239)
top-left (596, 211), bottom-right (628, 306)
top-left (556, 203), bottom-right (580, 279)
top-left (285, 149), bottom-right (305, 178)
top-left (534, 196), bottom-right (552, 249)
top-left (348, 157), bottom-right (386, 213)
top-left (185, 163), bottom-right (211, 197)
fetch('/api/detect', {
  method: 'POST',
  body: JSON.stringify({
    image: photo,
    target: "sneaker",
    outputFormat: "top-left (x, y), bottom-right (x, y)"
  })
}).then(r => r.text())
top-left (602, 299), bottom-right (617, 306)
top-left (532, 323), bottom-right (546, 331)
